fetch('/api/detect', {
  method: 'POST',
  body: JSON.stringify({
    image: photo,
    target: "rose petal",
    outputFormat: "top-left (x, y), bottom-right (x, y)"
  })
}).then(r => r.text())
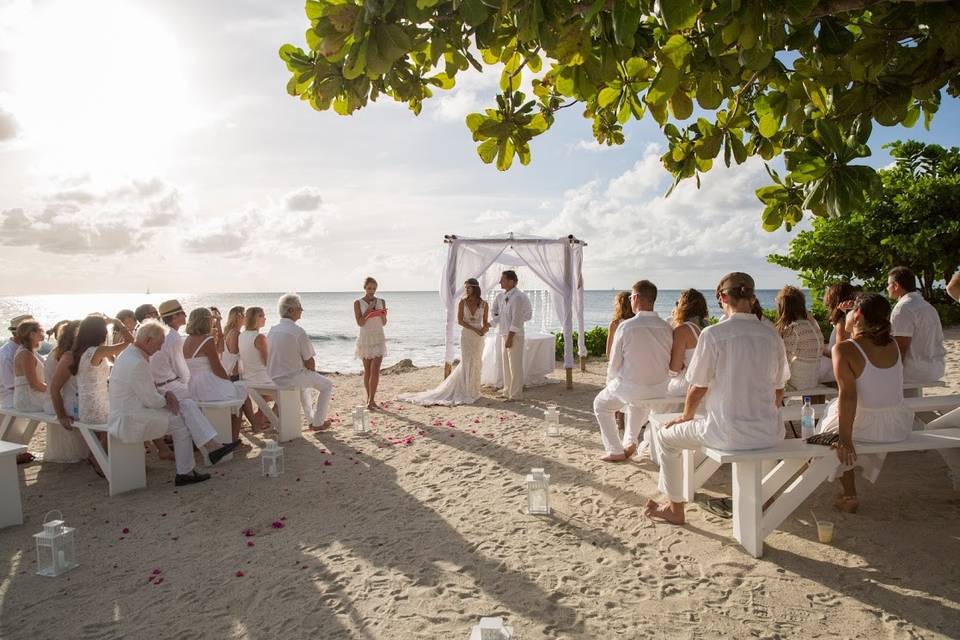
top-left (154, 577), bottom-right (164, 585)
top-left (235, 570), bottom-right (245, 577)
top-left (323, 460), bottom-right (332, 466)
top-left (122, 528), bottom-right (130, 534)
top-left (152, 568), bottom-right (162, 575)
top-left (247, 540), bottom-right (255, 547)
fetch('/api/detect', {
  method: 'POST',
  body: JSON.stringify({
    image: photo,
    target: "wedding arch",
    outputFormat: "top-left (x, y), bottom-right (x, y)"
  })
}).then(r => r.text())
top-left (440, 233), bottom-right (587, 389)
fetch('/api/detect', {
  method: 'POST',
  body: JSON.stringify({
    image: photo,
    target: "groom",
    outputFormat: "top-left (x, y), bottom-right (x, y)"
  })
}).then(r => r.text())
top-left (491, 270), bottom-right (533, 401)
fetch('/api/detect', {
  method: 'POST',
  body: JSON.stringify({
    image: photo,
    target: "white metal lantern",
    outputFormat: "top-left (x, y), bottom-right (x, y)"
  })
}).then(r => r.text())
top-left (33, 510), bottom-right (78, 577)
top-left (352, 405), bottom-right (369, 433)
top-left (543, 404), bottom-right (560, 437)
top-left (526, 468), bottom-right (551, 515)
top-left (469, 617), bottom-right (514, 640)
top-left (261, 439), bottom-right (284, 478)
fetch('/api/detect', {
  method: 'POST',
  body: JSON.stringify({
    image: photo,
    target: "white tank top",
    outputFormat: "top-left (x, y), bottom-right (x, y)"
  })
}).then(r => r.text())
top-left (848, 340), bottom-right (903, 409)
top-left (239, 331), bottom-right (268, 380)
top-left (681, 321), bottom-right (701, 368)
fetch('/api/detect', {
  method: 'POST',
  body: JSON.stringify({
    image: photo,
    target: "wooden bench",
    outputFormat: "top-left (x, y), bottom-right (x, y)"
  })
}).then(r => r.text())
top-left (0, 408), bottom-right (149, 497)
top-left (648, 410), bottom-right (960, 557)
top-left (0, 440), bottom-right (28, 528)
top-left (246, 382), bottom-right (302, 442)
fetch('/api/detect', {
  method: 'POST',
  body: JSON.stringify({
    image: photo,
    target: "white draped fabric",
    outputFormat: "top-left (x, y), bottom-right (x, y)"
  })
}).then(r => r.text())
top-left (439, 234), bottom-right (587, 368)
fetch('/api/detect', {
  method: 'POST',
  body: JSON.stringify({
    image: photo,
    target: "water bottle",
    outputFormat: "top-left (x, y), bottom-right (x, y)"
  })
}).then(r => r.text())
top-left (801, 396), bottom-right (816, 440)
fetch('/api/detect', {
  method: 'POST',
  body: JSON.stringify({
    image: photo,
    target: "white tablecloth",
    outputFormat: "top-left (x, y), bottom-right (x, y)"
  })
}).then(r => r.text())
top-left (481, 333), bottom-right (556, 388)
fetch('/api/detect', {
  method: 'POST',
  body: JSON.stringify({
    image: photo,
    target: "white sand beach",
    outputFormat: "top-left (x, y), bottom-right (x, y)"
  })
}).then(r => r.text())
top-left (0, 330), bottom-right (958, 639)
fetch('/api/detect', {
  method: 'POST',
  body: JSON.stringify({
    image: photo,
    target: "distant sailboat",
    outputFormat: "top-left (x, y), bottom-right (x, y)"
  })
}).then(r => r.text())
top-left (146, 287), bottom-right (151, 295)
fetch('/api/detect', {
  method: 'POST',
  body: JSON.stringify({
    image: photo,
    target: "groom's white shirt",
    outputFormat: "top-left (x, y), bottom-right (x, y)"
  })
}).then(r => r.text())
top-left (491, 288), bottom-right (533, 336)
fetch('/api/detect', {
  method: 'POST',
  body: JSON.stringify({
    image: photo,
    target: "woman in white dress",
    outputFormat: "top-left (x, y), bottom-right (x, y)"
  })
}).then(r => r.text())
top-left (43, 320), bottom-right (89, 463)
top-left (222, 306), bottom-right (244, 381)
top-left (13, 321), bottom-right (47, 412)
top-left (72, 315), bottom-right (134, 425)
top-left (399, 279), bottom-right (489, 407)
top-left (775, 286), bottom-right (826, 390)
top-left (354, 277), bottom-right (388, 410)
top-left (820, 283), bottom-right (859, 381)
top-left (183, 307), bottom-right (253, 445)
top-left (666, 289), bottom-right (708, 397)
top-left (817, 293), bottom-right (914, 514)
top-left (239, 307), bottom-right (273, 426)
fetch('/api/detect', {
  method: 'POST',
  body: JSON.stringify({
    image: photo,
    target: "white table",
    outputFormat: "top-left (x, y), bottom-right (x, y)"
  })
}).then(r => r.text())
top-left (481, 332), bottom-right (556, 388)
top-left (0, 441), bottom-right (27, 528)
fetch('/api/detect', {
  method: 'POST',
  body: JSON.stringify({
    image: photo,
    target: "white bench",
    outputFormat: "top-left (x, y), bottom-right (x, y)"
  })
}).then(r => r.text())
top-left (779, 394), bottom-right (960, 423)
top-left (0, 409), bottom-right (149, 497)
top-left (196, 399), bottom-right (244, 466)
top-left (783, 380), bottom-right (946, 400)
top-left (246, 383), bottom-right (302, 442)
top-left (0, 440), bottom-right (28, 528)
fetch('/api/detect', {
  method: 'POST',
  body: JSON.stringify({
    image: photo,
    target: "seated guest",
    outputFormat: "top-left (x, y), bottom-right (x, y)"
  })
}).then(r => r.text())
top-left (43, 320), bottom-right (89, 464)
top-left (593, 280), bottom-right (672, 462)
top-left (775, 286), bottom-right (827, 390)
top-left (605, 292), bottom-right (634, 357)
top-left (887, 266), bottom-right (945, 383)
top-left (823, 282), bottom-right (858, 349)
top-left (817, 293), bottom-right (914, 513)
top-left (645, 272), bottom-right (790, 524)
top-left (134, 304), bottom-right (159, 325)
top-left (13, 321), bottom-right (47, 412)
top-left (183, 308), bottom-right (262, 443)
top-left (667, 289), bottom-right (708, 397)
top-left (948, 271), bottom-right (960, 303)
top-left (240, 307), bottom-right (272, 386)
top-left (71, 315), bottom-right (134, 426)
top-left (268, 293), bottom-right (334, 431)
top-left (111, 309), bottom-right (136, 345)
top-left (221, 306), bottom-right (245, 381)
top-left (109, 321), bottom-right (238, 486)
top-left (1, 314), bottom-right (34, 410)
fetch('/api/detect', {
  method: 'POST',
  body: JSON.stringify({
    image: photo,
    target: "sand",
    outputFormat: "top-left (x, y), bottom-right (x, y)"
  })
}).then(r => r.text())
top-left (0, 331), bottom-right (958, 639)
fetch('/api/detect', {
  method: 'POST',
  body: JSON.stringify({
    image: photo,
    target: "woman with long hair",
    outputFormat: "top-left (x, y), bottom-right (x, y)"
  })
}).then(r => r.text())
top-left (667, 289), bottom-right (708, 397)
top-left (354, 277), bottom-right (388, 410)
top-left (221, 306), bottom-right (245, 381)
top-left (816, 293), bottom-right (914, 513)
top-left (13, 321), bottom-right (47, 412)
top-left (400, 278), bottom-right (489, 406)
top-left (43, 320), bottom-right (89, 463)
top-left (71, 315), bottom-right (133, 425)
top-left (605, 292), bottom-right (634, 357)
top-left (775, 286), bottom-right (826, 390)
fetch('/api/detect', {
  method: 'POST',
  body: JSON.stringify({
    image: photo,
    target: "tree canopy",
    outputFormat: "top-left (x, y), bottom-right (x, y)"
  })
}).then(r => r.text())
top-left (768, 140), bottom-right (960, 299)
top-left (279, 0), bottom-right (960, 230)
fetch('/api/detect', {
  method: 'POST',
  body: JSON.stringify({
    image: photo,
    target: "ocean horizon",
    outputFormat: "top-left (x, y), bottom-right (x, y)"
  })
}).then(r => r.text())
top-left (0, 289), bottom-right (803, 373)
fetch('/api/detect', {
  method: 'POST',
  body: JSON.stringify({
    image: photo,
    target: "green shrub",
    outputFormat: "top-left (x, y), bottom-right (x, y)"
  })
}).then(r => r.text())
top-left (554, 326), bottom-right (608, 360)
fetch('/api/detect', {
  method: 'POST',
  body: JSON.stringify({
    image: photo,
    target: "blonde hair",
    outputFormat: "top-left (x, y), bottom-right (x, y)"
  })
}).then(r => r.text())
top-left (185, 308), bottom-right (212, 336)
top-left (223, 306), bottom-right (245, 336)
top-left (244, 307), bottom-right (264, 331)
top-left (16, 321), bottom-right (42, 349)
top-left (611, 291), bottom-right (634, 323)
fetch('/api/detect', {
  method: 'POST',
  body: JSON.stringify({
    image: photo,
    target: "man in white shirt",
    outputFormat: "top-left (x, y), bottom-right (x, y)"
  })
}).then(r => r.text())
top-left (267, 293), bottom-right (333, 430)
top-left (646, 272), bottom-right (790, 524)
top-left (593, 280), bottom-right (672, 461)
top-left (948, 272), bottom-right (960, 303)
top-left (887, 266), bottom-right (946, 383)
top-left (490, 270), bottom-right (533, 401)
top-left (110, 321), bottom-right (238, 485)
top-left (0, 314), bottom-right (33, 410)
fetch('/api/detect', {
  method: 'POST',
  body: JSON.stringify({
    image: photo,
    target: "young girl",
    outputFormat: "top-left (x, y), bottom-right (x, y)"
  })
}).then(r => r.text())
top-left (354, 277), bottom-right (387, 410)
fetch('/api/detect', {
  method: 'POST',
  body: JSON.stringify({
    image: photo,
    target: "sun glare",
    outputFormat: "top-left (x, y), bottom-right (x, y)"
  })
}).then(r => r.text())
top-left (12, 1), bottom-right (190, 176)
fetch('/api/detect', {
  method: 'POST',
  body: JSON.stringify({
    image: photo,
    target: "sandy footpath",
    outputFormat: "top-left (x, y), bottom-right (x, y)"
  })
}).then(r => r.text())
top-left (0, 331), bottom-right (958, 639)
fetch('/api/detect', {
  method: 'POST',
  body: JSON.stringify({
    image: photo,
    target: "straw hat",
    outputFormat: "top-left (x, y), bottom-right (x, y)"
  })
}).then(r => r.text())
top-left (8, 314), bottom-right (34, 331)
top-left (158, 299), bottom-right (185, 319)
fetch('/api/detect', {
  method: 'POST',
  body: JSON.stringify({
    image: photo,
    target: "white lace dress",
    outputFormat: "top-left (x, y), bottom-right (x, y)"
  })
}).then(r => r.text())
top-left (399, 302), bottom-right (486, 406)
top-left (186, 337), bottom-right (247, 408)
top-left (13, 347), bottom-right (46, 412)
top-left (667, 321), bottom-right (701, 397)
top-left (355, 297), bottom-right (387, 360)
top-left (42, 351), bottom-right (88, 463)
top-left (77, 347), bottom-right (111, 425)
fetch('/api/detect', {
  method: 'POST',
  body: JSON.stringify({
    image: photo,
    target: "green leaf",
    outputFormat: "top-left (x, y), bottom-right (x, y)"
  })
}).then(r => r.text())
top-left (815, 119), bottom-right (845, 155)
top-left (477, 138), bottom-right (498, 163)
top-left (645, 66), bottom-right (681, 105)
top-left (660, 0), bottom-right (699, 32)
top-left (496, 139), bottom-right (515, 170)
top-left (613, 0), bottom-right (642, 46)
top-left (305, 0), bottom-right (323, 21)
top-left (817, 17), bottom-right (854, 55)
top-left (696, 75), bottom-right (723, 110)
top-left (661, 35), bottom-right (693, 69)
top-left (466, 113), bottom-right (485, 135)
top-left (739, 45), bottom-right (774, 71)
top-left (873, 85), bottom-right (911, 126)
top-left (669, 89), bottom-right (693, 120)
top-left (458, 0), bottom-right (489, 25)
top-left (598, 86), bottom-right (621, 108)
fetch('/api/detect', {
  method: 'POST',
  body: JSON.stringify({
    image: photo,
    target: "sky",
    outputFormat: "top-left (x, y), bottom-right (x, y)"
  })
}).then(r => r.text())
top-left (0, 0), bottom-right (958, 295)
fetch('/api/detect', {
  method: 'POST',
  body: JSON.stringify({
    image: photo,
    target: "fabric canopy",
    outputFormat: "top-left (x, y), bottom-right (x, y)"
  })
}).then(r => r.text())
top-left (439, 234), bottom-right (587, 368)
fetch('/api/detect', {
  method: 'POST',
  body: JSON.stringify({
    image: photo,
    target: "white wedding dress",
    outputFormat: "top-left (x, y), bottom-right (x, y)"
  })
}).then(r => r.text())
top-left (399, 302), bottom-right (486, 406)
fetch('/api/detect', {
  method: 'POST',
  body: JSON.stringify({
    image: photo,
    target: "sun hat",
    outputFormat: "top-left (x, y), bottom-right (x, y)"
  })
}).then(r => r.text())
top-left (158, 299), bottom-right (185, 319)
top-left (8, 314), bottom-right (34, 331)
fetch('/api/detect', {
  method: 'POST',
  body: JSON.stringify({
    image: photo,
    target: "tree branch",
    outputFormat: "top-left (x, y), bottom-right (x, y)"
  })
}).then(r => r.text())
top-left (810, 0), bottom-right (954, 19)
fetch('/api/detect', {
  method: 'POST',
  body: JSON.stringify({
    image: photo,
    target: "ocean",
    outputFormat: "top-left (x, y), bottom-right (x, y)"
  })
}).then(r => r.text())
top-left (0, 289), bottom-right (792, 373)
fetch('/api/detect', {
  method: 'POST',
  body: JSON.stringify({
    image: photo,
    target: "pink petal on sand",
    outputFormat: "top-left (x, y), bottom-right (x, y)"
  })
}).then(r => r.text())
top-left (152, 568), bottom-right (162, 575)
top-left (122, 528), bottom-right (130, 534)
top-left (449, 433), bottom-right (455, 438)
top-left (323, 460), bottom-right (332, 466)
top-left (272, 520), bottom-right (284, 529)
top-left (247, 541), bottom-right (255, 547)
top-left (235, 571), bottom-right (245, 577)
top-left (154, 577), bottom-right (164, 585)
top-left (474, 418), bottom-right (480, 424)
top-left (281, 516), bottom-right (287, 521)
top-left (242, 529), bottom-right (255, 537)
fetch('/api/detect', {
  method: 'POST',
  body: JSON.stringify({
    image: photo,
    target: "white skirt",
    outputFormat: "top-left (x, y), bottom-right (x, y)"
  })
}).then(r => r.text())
top-left (355, 319), bottom-right (387, 360)
top-left (817, 399), bottom-right (914, 483)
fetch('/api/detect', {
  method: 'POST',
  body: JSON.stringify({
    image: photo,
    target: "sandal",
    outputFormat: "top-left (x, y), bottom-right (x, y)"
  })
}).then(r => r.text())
top-left (697, 495), bottom-right (733, 519)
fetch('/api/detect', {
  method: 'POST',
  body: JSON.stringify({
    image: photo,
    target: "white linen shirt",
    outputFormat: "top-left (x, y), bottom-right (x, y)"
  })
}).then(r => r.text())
top-left (267, 318), bottom-right (314, 380)
top-left (149, 326), bottom-right (190, 386)
top-left (0, 339), bottom-right (17, 408)
top-left (686, 312), bottom-right (791, 450)
top-left (108, 345), bottom-right (172, 443)
top-left (891, 291), bottom-right (946, 382)
top-left (490, 288), bottom-right (533, 336)
top-left (606, 311), bottom-right (672, 400)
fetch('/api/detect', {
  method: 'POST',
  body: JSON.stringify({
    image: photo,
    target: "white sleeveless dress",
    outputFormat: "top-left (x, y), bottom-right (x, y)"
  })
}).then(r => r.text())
top-left (355, 297), bottom-right (387, 360)
top-left (13, 347), bottom-right (46, 412)
top-left (667, 322), bottom-right (701, 397)
top-left (399, 302), bottom-right (486, 406)
top-left (186, 337), bottom-right (247, 407)
top-left (239, 330), bottom-right (273, 386)
top-left (77, 347), bottom-right (111, 425)
top-left (817, 340), bottom-right (914, 483)
top-left (221, 339), bottom-right (241, 378)
top-left (42, 351), bottom-right (87, 463)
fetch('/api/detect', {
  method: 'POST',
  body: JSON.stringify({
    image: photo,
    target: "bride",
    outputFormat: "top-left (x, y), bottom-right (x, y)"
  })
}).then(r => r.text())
top-left (399, 278), bottom-right (489, 406)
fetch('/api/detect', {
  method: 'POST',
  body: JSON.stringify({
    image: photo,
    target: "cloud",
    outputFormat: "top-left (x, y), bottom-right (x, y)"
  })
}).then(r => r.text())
top-left (284, 186), bottom-right (323, 211)
top-left (571, 139), bottom-right (618, 153)
top-left (182, 205), bottom-right (325, 255)
top-left (476, 209), bottom-right (513, 223)
top-left (0, 107), bottom-right (18, 142)
top-left (605, 144), bottom-right (666, 199)
top-left (431, 67), bottom-right (501, 123)
top-left (0, 207), bottom-right (151, 255)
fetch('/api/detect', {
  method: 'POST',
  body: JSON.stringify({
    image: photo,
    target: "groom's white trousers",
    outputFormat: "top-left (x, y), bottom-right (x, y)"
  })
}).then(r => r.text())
top-left (501, 334), bottom-right (525, 400)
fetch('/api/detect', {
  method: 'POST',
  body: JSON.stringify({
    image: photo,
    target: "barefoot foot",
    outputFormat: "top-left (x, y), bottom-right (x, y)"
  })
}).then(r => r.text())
top-left (309, 419), bottom-right (334, 431)
top-left (622, 443), bottom-right (637, 459)
top-left (833, 494), bottom-right (859, 513)
top-left (644, 499), bottom-right (685, 524)
top-left (600, 453), bottom-right (627, 462)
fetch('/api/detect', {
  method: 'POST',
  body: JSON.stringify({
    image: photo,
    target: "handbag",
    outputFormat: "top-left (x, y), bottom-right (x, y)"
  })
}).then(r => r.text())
top-left (806, 432), bottom-right (840, 446)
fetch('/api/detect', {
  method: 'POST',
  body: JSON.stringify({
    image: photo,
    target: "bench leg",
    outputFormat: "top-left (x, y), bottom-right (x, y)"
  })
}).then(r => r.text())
top-left (249, 389), bottom-right (279, 429)
top-left (200, 406), bottom-right (234, 466)
top-left (0, 414), bottom-right (14, 440)
top-left (0, 454), bottom-right (23, 528)
top-left (761, 455), bottom-right (838, 539)
top-left (681, 450), bottom-right (722, 502)
top-left (107, 435), bottom-right (146, 496)
top-left (732, 460), bottom-right (763, 558)
top-left (276, 389), bottom-right (302, 443)
top-left (3, 418), bottom-right (38, 447)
